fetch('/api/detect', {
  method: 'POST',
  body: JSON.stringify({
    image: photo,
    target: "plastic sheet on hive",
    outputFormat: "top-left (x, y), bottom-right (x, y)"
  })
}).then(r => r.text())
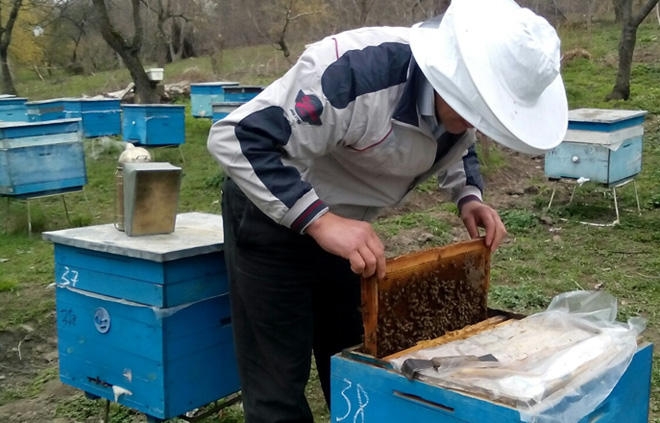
top-left (389, 290), bottom-right (645, 423)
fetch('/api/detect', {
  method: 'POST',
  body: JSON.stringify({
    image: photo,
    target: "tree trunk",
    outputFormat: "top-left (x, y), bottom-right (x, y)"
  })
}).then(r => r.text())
top-left (92, 0), bottom-right (160, 104)
top-left (613, 0), bottom-right (625, 22)
top-left (0, 50), bottom-right (17, 95)
top-left (0, 0), bottom-right (23, 95)
top-left (125, 55), bottom-right (161, 104)
top-left (608, 23), bottom-right (636, 100)
top-left (606, 0), bottom-right (659, 101)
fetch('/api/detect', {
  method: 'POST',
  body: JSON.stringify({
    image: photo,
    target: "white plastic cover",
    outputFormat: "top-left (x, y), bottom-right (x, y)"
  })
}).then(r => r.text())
top-left (389, 290), bottom-right (645, 422)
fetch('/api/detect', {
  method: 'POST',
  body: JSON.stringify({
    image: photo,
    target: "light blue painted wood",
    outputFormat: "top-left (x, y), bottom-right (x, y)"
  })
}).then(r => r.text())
top-left (331, 343), bottom-right (653, 422)
top-left (53, 245), bottom-right (228, 307)
top-left (0, 117), bottom-right (80, 138)
top-left (211, 101), bottom-right (245, 123)
top-left (44, 212), bottom-right (228, 307)
top-left (61, 98), bottom-right (121, 137)
top-left (0, 97), bottom-right (28, 122)
top-left (190, 81), bottom-right (239, 118)
top-left (545, 108), bottom-right (646, 185)
top-left (566, 108), bottom-right (646, 132)
top-left (56, 288), bottom-right (240, 420)
top-left (121, 104), bottom-right (185, 146)
top-left (47, 213), bottom-right (240, 420)
top-left (223, 85), bottom-right (263, 102)
top-left (25, 99), bottom-right (70, 122)
top-left (544, 137), bottom-right (642, 184)
top-left (0, 119), bottom-right (87, 196)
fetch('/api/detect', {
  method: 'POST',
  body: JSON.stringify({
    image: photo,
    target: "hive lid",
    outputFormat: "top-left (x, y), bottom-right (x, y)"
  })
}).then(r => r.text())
top-left (361, 238), bottom-right (491, 358)
top-left (568, 108), bottom-right (647, 124)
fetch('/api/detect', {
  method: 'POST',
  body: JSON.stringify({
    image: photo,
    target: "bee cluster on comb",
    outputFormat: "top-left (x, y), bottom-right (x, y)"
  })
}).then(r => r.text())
top-left (361, 239), bottom-right (490, 358)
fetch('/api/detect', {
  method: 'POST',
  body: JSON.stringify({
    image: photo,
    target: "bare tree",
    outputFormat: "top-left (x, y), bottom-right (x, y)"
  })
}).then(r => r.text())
top-left (0, 0), bottom-right (23, 94)
top-left (142, 0), bottom-right (193, 66)
top-left (274, 0), bottom-right (309, 59)
top-left (614, 0), bottom-right (625, 22)
top-left (249, 0), bottom-right (324, 60)
top-left (92, 0), bottom-right (160, 103)
top-left (606, 0), bottom-right (659, 100)
top-left (52, 0), bottom-right (96, 71)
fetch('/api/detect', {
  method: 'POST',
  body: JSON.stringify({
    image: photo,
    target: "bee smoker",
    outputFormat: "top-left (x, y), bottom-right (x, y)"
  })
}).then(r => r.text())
top-left (115, 143), bottom-right (152, 231)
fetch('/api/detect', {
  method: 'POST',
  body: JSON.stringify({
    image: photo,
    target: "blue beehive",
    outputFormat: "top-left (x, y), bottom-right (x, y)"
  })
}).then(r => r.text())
top-left (0, 96), bottom-right (28, 122)
top-left (63, 98), bottom-right (122, 138)
top-left (211, 101), bottom-right (245, 123)
top-left (545, 109), bottom-right (646, 185)
top-left (0, 118), bottom-right (87, 196)
top-left (25, 98), bottom-right (71, 122)
top-left (42, 212), bottom-right (241, 421)
top-left (332, 241), bottom-right (654, 423)
top-left (121, 104), bottom-right (185, 146)
top-left (223, 85), bottom-right (263, 102)
top-left (190, 81), bottom-right (239, 118)
top-left (331, 342), bottom-right (653, 423)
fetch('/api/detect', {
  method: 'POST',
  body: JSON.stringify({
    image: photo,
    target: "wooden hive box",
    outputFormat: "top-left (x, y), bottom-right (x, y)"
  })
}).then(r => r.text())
top-left (361, 238), bottom-right (490, 358)
top-left (121, 104), bottom-right (185, 146)
top-left (190, 81), bottom-right (239, 118)
top-left (331, 316), bottom-right (653, 423)
top-left (211, 101), bottom-right (245, 123)
top-left (62, 98), bottom-right (121, 138)
top-left (544, 108), bottom-right (646, 185)
top-left (42, 213), bottom-right (241, 421)
top-left (25, 98), bottom-right (70, 122)
top-left (222, 85), bottom-right (263, 102)
top-left (0, 96), bottom-right (28, 122)
top-left (0, 118), bottom-right (87, 196)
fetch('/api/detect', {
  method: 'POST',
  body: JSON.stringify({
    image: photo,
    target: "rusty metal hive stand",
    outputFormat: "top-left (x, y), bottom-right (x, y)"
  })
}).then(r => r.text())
top-left (361, 238), bottom-right (491, 358)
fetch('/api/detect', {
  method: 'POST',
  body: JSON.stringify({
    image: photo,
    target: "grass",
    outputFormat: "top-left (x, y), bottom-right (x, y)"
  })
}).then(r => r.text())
top-left (1, 19), bottom-right (660, 422)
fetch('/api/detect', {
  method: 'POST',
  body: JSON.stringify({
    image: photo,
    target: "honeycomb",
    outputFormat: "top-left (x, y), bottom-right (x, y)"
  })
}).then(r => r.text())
top-left (361, 239), bottom-right (489, 358)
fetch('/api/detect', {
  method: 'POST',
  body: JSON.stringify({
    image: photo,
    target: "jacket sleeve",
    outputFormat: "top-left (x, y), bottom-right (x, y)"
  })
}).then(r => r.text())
top-left (207, 37), bottom-right (362, 234)
top-left (438, 144), bottom-right (484, 207)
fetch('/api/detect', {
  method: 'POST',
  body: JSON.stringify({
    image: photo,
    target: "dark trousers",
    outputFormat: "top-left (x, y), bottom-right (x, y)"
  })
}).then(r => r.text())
top-left (221, 179), bottom-right (363, 423)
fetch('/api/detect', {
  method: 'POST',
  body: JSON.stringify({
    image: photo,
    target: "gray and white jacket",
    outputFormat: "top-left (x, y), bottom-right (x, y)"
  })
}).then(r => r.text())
top-left (207, 25), bottom-right (483, 234)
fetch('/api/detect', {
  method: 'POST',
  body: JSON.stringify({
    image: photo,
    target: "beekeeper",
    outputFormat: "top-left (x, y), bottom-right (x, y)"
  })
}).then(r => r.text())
top-left (207, 0), bottom-right (568, 421)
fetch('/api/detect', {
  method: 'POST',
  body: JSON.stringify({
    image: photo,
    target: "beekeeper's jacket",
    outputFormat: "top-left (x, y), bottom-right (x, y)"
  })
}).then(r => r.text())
top-left (207, 26), bottom-right (483, 234)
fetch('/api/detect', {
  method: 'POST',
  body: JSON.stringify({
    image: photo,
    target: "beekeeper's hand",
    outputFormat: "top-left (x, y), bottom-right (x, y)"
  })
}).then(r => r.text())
top-left (459, 199), bottom-right (507, 252)
top-left (306, 212), bottom-right (386, 279)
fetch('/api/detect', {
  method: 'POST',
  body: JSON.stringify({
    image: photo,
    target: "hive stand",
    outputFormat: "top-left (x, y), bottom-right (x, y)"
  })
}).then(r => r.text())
top-left (545, 176), bottom-right (641, 227)
top-left (3, 187), bottom-right (90, 235)
top-left (0, 118), bottom-right (88, 234)
top-left (544, 108), bottom-right (646, 227)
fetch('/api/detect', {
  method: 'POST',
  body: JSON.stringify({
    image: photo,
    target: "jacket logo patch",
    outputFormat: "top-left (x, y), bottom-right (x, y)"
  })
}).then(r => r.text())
top-left (294, 90), bottom-right (323, 126)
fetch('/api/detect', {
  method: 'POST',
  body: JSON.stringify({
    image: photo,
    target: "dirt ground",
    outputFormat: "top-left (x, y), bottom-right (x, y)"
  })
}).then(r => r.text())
top-left (0, 148), bottom-right (550, 422)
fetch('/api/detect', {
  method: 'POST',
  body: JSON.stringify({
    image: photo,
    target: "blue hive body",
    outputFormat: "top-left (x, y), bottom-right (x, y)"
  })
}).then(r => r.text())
top-left (190, 81), bottom-right (239, 118)
top-left (545, 109), bottom-right (646, 185)
top-left (43, 213), bottom-right (241, 420)
top-left (121, 104), bottom-right (185, 146)
top-left (0, 118), bottom-right (86, 196)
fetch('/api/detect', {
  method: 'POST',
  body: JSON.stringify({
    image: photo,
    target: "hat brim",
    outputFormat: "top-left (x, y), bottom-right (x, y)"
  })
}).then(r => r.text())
top-left (452, 4), bottom-right (568, 152)
top-left (409, 0), bottom-right (568, 154)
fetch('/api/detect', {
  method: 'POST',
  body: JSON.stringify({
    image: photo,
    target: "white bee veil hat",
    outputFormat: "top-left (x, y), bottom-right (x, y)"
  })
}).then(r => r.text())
top-left (409, 0), bottom-right (568, 154)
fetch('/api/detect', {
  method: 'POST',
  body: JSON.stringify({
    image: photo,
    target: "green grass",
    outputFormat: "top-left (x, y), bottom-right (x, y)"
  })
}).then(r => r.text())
top-left (2, 19), bottom-right (660, 423)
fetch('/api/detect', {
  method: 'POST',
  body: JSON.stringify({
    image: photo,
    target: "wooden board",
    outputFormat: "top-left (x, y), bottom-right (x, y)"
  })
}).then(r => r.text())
top-left (361, 238), bottom-right (490, 358)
